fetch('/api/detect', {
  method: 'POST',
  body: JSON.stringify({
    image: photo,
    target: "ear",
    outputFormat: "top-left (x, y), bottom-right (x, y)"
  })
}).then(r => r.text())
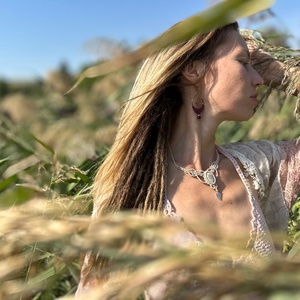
top-left (181, 61), bottom-right (204, 84)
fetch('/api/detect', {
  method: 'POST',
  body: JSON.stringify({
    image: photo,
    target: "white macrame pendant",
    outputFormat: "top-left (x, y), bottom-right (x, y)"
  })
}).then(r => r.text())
top-left (204, 170), bottom-right (222, 200)
top-left (169, 145), bottom-right (222, 201)
top-left (203, 171), bottom-right (216, 185)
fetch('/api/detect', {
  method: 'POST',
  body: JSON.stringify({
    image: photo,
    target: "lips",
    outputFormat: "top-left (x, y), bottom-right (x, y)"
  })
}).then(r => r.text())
top-left (250, 94), bottom-right (260, 112)
top-left (250, 93), bottom-right (259, 103)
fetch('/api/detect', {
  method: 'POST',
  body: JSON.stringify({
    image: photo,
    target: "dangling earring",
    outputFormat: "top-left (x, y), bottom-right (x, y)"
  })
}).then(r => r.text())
top-left (192, 104), bottom-right (204, 119)
top-left (192, 85), bottom-right (204, 119)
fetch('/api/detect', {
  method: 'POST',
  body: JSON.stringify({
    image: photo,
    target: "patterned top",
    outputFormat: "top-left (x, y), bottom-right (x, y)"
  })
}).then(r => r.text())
top-left (163, 139), bottom-right (300, 257)
top-left (76, 139), bottom-right (300, 299)
top-left (144, 140), bottom-right (300, 299)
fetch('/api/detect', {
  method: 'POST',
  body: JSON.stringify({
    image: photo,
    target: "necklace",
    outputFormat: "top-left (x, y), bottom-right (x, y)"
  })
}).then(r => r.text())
top-left (169, 146), bottom-right (222, 200)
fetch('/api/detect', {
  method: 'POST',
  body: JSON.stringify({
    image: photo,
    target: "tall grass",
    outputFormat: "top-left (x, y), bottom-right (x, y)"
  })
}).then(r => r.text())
top-left (0, 0), bottom-right (299, 298)
top-left (0, 198), bottom-right (299, 299)
top-left (1, 78), bottom-right (299, 299)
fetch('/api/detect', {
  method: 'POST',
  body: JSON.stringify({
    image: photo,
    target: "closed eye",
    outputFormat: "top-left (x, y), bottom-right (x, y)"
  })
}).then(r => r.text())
top-left (239, 60), bottom-right (250, 67)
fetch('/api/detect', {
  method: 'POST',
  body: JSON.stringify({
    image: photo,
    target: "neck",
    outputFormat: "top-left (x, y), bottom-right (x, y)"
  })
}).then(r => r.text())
top-left (169, 110), bottom-right (220, 170)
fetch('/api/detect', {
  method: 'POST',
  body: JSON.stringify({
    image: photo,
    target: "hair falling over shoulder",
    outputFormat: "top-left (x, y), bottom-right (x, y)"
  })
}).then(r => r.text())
top-left (92, 22), bottom-right (239, 216)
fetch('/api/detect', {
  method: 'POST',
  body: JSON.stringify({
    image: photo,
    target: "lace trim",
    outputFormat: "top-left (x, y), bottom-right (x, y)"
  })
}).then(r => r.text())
top-left (163, 199), bottom-right (182, 222)
top-left (278, 140), bottom-right (300, 208)
top-left (226, 149), bottom-right (265, 199)
top-left (219, 147), bottom-right (274, 256)
top-left (217, 147), bottom-right (257, 249)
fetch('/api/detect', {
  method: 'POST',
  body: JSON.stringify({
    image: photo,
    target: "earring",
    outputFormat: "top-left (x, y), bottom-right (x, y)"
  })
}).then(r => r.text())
top-left (192, 104), bottom-right (204, 119)
top-left (192, 85), bottom-right (204, 119)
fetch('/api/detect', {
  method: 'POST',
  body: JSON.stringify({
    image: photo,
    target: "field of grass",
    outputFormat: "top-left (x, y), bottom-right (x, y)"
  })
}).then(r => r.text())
top-left (0, 6), bottom-right (300, 298)
top-left (0, 61), bottom-right (299, 299)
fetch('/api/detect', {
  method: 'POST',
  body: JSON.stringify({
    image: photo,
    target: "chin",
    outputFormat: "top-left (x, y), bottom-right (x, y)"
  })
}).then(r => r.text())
top-left (222, 109), bottom-right (254, 122)
top-left (228, 114), bottom-right (252, 122)
top-left (236, 110), bottom-right (256, 122)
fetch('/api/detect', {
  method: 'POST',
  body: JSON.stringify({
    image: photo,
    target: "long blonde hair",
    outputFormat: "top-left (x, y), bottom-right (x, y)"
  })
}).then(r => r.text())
top-left (93, 22), bottom-right (239, 216)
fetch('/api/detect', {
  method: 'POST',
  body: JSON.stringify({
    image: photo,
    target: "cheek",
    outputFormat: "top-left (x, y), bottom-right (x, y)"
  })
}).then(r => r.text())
top-left (204, 62), bottom-right (233, 87)
top-left (204, 69), bottom-right (234, 97)
top-left (202, 62), bottom-right (246, 101)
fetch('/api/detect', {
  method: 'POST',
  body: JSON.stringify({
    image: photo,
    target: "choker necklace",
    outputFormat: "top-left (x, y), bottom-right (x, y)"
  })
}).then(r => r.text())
top-left (169, 146), bottom-right (222, 200)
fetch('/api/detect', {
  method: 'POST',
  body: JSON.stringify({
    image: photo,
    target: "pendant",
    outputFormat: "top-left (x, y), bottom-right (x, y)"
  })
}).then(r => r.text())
top-left (216, 191), bottom-right (222, 200)
top-left (169, 144), bottom-right (222, 201)
top-left (203, 171), bottom-right (216, 185)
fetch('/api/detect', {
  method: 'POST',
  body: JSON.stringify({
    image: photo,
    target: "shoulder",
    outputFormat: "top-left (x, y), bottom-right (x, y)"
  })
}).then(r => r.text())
top-left (222, 139), bottom-right (299, 168)
top-left (220, 140), bottom-right (288, 201)
top-left (222, 140), bottom-right (283, 161)
top-left (220, 140), bottom-right (282, 178)
top-left (221, 139), bottom-right (300, 206)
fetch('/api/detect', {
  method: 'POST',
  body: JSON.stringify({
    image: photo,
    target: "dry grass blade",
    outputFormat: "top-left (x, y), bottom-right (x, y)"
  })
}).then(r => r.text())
top-left (69, 0), bottom-right (274, 92)
top-left (3, 155), bottom-right (40, 179)
top-left (0, 199), bottom-right (299, 299)
top-left (0, 253), bottom-right (32, 282)
top-left (0, 280), bottom-right (42, 300)
top-left (0, 215), bottom-right (89, 246)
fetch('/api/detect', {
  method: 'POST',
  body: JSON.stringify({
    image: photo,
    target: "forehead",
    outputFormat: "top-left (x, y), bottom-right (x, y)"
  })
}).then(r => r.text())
top-left (214, 30), bottom-right (249, 58)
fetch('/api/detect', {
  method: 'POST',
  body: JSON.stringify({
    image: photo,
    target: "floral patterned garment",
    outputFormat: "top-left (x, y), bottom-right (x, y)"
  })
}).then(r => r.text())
top-left (164, 139), bottom-right (300, 256)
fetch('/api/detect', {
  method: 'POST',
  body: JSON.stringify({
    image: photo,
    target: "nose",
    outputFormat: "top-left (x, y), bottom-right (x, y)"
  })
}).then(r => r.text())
top-left (252, 67), bottom-right (264, 86)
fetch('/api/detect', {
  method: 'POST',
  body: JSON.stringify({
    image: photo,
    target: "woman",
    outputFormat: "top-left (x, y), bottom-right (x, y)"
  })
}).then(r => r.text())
top-left (76, 22), bottom-right (300, 297)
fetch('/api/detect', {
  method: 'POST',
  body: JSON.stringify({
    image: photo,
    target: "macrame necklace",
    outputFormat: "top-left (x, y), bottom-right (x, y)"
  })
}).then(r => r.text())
top-left (169, 146), bottom-right (222, 200)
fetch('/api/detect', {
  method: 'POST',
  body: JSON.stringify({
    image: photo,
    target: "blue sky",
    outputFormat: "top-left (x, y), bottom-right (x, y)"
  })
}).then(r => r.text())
top-left (1, 0), bottom-right (299, 81)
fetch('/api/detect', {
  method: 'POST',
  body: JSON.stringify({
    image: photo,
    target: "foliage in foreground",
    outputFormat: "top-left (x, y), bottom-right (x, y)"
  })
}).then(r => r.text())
top-left (0, 104), bottom-right (299, 299)
top-left (0, 86), bottom-right (299, 299)
top-left (0, 112), bottom-right (299, 299)
top-left (0, 199), bottom-right (299, 300)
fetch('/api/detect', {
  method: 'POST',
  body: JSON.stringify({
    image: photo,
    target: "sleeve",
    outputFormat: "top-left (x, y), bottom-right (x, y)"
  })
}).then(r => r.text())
top-left (224, 139), bottom-right (300, 232)
top-left (228, 139), bottom-right (300, 209)
top-left (261, 139), bottom-right (300, 233)
top-left (277, 139), bottom-right (300, 209)
top-left (247, 139), bottom-right (300, 209)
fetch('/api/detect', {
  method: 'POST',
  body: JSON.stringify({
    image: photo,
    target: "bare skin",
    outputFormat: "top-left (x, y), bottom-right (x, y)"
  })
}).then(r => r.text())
top-left (167, 30), bottom-right (263, 247)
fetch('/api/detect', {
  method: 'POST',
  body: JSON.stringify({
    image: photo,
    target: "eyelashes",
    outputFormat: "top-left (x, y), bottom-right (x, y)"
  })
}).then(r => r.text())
top-left (238, 60), bottom-right (250, 67)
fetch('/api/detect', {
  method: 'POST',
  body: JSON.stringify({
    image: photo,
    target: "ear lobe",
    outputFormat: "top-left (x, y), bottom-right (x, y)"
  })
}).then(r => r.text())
top-left (181, 61), bottom-right (204, 84)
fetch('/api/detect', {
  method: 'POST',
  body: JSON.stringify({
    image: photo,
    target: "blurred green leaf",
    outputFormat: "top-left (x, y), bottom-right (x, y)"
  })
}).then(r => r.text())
top-left (269, 292), bottom-right (300, 300)
top-left (0, 175), bottom-right (17, 192)
top-left (287, 240), bottom-right (300, 260)
top-left (291, 200), bottom-right (300, 215)
top-left (0, 158), bottom-right (10, 167)
top-left (70, 168), bottom-right (89, 183)
top-left (0, 186), bottom-right (35, 208)
top-left (30, 134), bottom-right (55, 156)
top-left (16, 183), bottom-right (48, 194)
top-left (70, 0), bottom-right (274, 90)
top-left (27, 264), bottom-right (66, 285)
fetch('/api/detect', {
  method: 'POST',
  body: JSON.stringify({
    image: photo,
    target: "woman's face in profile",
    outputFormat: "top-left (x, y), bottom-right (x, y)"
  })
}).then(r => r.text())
top-left (200, 30), bottom-right (264, 122)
